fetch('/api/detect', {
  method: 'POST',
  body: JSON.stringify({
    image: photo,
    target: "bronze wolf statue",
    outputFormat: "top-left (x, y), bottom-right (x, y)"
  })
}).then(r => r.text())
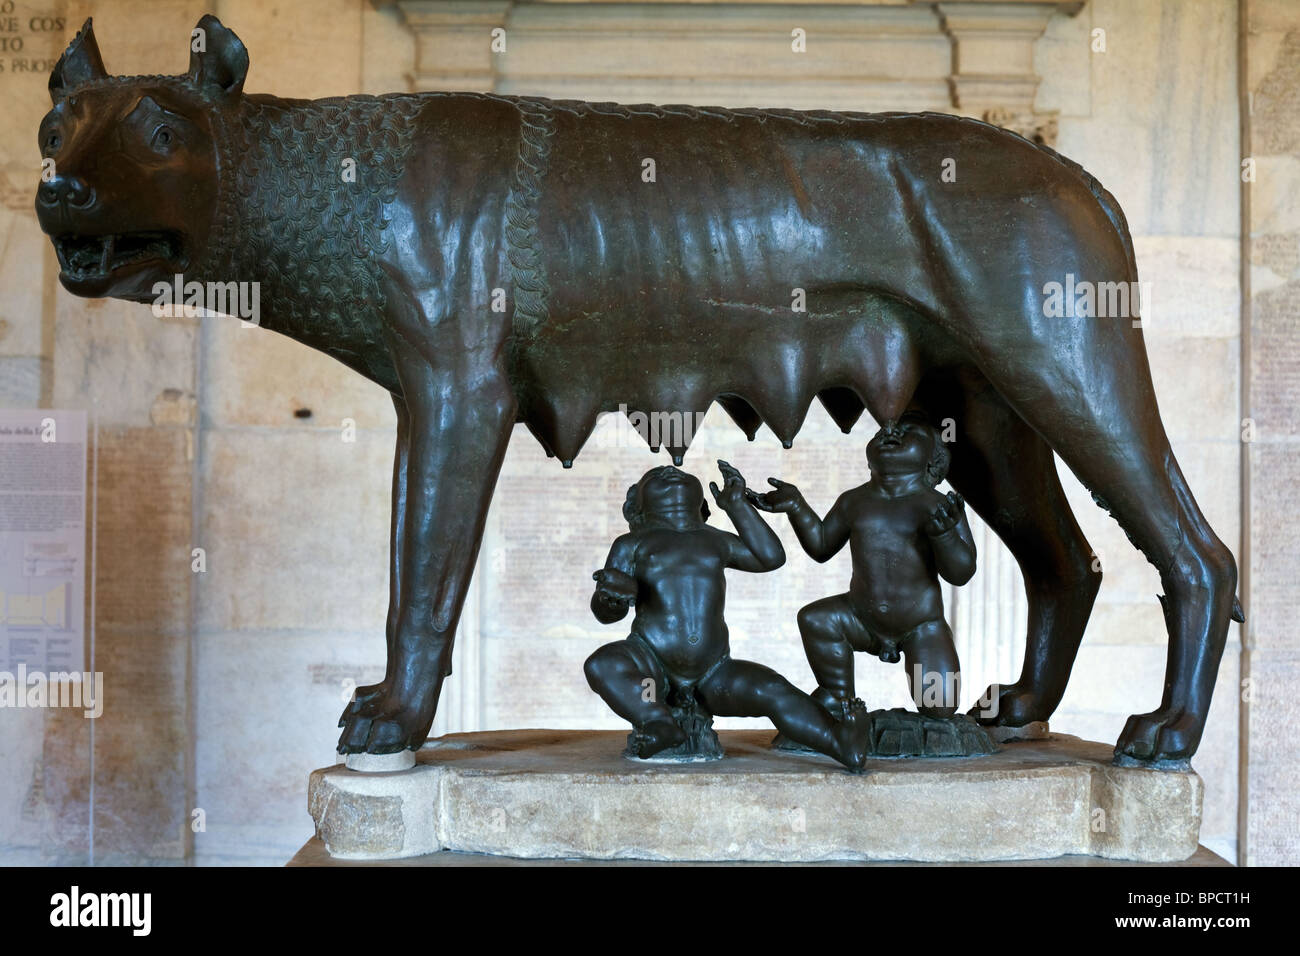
top-left (36, 16), bottom-right (1242, 762)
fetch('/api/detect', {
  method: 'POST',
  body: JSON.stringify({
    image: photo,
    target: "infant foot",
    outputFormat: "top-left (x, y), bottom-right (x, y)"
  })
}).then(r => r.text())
top-left (833, 709), bottom-right (873, 772)
top-left (629, 719), bottom-right (688, 758)
top-left (812, 687), bottom-right (868, 723)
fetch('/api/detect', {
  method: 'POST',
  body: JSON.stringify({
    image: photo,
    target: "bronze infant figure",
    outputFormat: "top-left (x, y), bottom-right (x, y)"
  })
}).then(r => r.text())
top-left (36, 16), bottom-right (1242, 763)
top-left (754, 411), bottom-right (975, 721)
top-left (586, 461), bottom-right (871, 770)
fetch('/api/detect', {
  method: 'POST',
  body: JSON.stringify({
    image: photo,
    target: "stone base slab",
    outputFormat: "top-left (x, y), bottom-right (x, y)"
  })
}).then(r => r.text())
top-left (288, 838), bottom-right (1230, 867)
top-left (307, 729), bottom-right (1203, 863)
top-left (987, 720), bottom-right (1051, 743)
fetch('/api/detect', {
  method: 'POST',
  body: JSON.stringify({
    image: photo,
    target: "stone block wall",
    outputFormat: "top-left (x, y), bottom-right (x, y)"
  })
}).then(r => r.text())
top-left (1244, 0), bottom-right (1300, 867)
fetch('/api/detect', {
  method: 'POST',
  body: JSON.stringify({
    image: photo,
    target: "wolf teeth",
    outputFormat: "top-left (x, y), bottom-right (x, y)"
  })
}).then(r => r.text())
top-left (57, 231), bottom-right (181, 277)
top-left (98, 235), bottom-right (114, 273)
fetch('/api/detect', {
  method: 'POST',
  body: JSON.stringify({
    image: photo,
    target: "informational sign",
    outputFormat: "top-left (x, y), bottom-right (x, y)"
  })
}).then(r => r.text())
top-left (0, 409), bottom-right (86, 674)
top-left (0, 5), bottom-right (68, 77)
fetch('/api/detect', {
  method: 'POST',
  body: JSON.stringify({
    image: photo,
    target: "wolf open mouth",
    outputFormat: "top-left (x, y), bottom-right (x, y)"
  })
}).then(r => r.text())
top-left (53, 231), bottom-right (184, 280)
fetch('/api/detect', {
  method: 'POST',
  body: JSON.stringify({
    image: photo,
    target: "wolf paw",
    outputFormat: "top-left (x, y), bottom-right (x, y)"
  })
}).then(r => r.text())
top-left (337, 692), bottom-right (432, 754)
top-left (1115, 708), bottom-right (1202, 763)
top-left (339, 680), bottom-right (390, 724)
top-left (968, 682), bottom-right (1048, 727)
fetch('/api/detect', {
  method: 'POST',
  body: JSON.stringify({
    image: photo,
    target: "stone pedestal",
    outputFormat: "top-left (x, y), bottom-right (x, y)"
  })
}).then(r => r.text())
top-left (308, 729), bottom-right (1203, 863)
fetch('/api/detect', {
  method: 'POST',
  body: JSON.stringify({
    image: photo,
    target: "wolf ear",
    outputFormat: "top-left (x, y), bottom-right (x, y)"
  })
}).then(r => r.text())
top-left (49, 19), bottom-right (108, 104)
top-left (189, 14), bottom-right (248, 99)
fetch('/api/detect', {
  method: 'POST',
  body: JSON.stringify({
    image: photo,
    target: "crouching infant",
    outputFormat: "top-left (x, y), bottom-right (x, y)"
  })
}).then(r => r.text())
top-left (585, 461), bottom-right (870, 771)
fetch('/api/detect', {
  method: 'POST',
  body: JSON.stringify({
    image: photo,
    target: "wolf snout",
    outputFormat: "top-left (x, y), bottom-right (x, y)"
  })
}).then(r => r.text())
top-left (37, 173), bottom-right (95, 213)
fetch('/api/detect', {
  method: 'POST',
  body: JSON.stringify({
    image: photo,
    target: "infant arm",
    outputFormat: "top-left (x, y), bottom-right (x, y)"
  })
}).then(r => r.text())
top-left (795, 492), bottom-right (853, 564)
top-left (591, 533), bottom-right (638, 624)
top-left (712, 468), bottom-right (780, 572)
top-left (718, 525), bottom-right (785, 573)
top-left (924, 491), bottom-right (977, 586)
top-left (750, 478), bottom-right (851, 563)
top-left (711, 459), bottom-right (785, 572)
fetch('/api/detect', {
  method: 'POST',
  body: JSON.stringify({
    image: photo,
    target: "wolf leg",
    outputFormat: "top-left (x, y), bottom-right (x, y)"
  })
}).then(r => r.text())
top-left (338, 276), bottom-right (515, 754)
top-left (342, 392), bottom-right (409, 721)
top-left (968, 337), bottom-right (1236, 761)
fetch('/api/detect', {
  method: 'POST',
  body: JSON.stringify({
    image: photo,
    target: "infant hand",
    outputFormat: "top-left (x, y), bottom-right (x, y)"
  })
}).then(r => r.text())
top-left (709, 459), bottom-right (747, 510)
top-left (592, 567), bottom-right (637, 604)
top-left (746, 477), bottom-right (804, 514)
top-left (924, 491), bottom-right (965, 536)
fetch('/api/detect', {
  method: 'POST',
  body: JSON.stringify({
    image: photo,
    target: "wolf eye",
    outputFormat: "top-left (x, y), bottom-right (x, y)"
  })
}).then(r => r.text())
top-left (44, 130), bottom-right (61, 152)
top-left (151, 125), bottom-right (175, 150)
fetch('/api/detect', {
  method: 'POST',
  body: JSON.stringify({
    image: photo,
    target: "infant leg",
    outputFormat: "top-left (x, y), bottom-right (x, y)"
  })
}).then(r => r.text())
top-left (797, 593), bottom-right (876, 710)
top-left (583, 639), bottom-right (685, 756)
top-left (902, 620), bottom-right (961, 718)
top-left (699, 660), bottom-right (866, 770)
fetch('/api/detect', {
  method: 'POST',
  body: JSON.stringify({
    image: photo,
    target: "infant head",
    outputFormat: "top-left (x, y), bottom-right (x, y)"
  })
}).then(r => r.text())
top-left (624, 465), bottom-right (710, 530)
top-left (865, 410), bottom-right (950, 487)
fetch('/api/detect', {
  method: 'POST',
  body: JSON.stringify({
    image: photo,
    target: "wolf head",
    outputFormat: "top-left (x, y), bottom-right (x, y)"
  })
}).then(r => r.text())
top-left (35, 15), bottom-right (247, 302)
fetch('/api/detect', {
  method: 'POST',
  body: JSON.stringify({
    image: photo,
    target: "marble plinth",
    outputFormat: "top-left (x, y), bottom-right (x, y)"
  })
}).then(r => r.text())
top-left (307, 729), bottom-right (1202, 863)
top-left (288, 839), bottom-right (1229, 867)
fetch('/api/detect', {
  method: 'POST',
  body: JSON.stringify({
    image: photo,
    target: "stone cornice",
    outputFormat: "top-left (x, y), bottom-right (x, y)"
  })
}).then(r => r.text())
top-left (378, 0), bottom-right (1086, 144)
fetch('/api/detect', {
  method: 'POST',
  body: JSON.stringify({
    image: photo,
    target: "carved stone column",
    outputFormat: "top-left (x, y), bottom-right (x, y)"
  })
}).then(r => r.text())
top-left (397, 0), bottom-right (511, 91)
top-left (937, 1), bottom-right (1082, 144)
